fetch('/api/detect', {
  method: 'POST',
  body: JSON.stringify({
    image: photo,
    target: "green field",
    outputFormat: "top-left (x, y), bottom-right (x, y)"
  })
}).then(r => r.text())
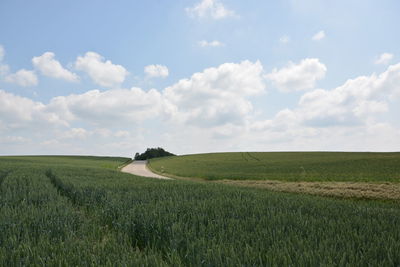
top-left (1, 155), bottom-right (400, 265)
top-left (149, 152), bottom-right (400, 182)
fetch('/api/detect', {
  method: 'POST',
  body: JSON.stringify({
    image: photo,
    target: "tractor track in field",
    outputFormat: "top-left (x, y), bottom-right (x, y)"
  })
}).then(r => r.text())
top-left (44, 169), bottom-right (122, 250)
top-left (44, 168), bottom-right (171, 257)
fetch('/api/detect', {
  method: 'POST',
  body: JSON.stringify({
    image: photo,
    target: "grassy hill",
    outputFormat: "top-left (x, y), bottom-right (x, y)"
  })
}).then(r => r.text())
top-left (148, 152), bottom-right (400, 182)
top-left (1, 155), bottom-right (400, 265)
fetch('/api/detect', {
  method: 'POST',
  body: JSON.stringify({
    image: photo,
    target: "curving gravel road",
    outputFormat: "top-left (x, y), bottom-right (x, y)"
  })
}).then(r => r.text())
top-left (121, 160), bottom-right (172, 180)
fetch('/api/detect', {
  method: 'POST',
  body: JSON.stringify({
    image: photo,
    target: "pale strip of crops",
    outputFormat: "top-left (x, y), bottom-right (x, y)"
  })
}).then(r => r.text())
top-left (215, 179), bottom-right (400, 200)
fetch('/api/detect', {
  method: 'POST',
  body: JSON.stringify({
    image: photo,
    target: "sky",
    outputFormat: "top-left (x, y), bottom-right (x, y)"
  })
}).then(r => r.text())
top-left (1, 0), bottom-right (400, 157)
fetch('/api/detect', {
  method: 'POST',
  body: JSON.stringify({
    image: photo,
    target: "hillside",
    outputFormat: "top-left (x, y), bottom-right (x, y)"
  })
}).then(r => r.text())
top-left (148, 152), bottom-right (400, 182)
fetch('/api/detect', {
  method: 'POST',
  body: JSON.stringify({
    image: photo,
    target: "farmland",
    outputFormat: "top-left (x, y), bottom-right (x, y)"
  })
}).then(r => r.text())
top-left (148, 152), bottom-right (400, 182)
top-left (1, 156), bottom-right (400, 265)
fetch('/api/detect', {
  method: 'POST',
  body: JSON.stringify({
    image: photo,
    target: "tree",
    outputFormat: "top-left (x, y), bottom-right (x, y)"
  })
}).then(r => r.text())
top-left (134, 147), bottom-right (175, 160)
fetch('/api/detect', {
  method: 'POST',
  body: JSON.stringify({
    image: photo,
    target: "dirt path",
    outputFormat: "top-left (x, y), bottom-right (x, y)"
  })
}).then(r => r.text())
top-left (121, 161), bottom-right (172, 180)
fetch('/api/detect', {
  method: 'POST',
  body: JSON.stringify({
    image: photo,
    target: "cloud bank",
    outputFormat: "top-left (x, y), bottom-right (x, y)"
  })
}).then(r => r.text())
top-left (1, 58), bottom-right (400, 155)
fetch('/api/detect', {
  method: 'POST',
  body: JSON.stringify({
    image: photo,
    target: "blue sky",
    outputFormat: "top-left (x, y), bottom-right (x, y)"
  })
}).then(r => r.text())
top-left (1, 0), bottom-right (400, 156)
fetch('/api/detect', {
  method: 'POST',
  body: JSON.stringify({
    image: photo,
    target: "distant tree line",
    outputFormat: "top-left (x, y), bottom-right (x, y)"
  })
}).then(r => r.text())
top-left (134, 147), bottom-right (176, 160)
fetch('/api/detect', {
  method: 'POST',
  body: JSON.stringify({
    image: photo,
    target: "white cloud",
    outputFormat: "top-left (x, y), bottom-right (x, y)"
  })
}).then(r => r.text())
top-left (2, 60), bottom-right (266, 140)
top-left (4, 69), bottom-right (38, 87)
top-left (265, 58), bottom-right (327, 92)
top-left (279, 35), bottom-right (290, 44)
top-left (75, 52), bottom-right (128, 88)
top-left (2, 59), bottom-right (400, 155)
top-left (144, 64), bottom-right (169, 78)
top-left (32, 52), bottom-right (79, 82)
top-left (0, 46), bottom-right (37, 87)
top-left (0, 90), bottom-right (67, 130)
top-left (198, 40), bottom-right (225, 47)
top-left (312, 30), bottom-right (325, 41)
top-left (243, 62), bottom-right (400, 153)
top-left (248, 119), bottom-right (400, 152)
top-left (48, 87), bottom-right (163, 125)
top-left (375, 53), bottom-right (393, 65)
top-left (186, 0), bottom-right (235, 19)
top-left (260, 62), bottom-right (400, 132)
top-left (296, 63), bottom-right (400, 127)
top-left (163, 60), bottom-right (265, 127)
